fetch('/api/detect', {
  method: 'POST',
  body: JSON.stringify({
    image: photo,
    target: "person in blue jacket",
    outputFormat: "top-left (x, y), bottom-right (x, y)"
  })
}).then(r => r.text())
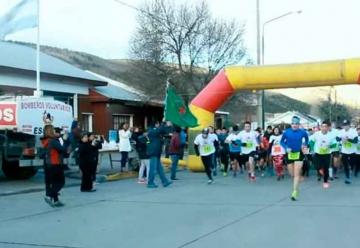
top-left (281, 116), bottom-right (309, 201)
top-left (146, 121), bottom-right (172, 188)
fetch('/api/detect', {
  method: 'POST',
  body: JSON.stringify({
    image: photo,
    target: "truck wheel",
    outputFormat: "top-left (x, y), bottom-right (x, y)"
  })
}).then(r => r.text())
top-left (2, 160), bottom-right (38, 180)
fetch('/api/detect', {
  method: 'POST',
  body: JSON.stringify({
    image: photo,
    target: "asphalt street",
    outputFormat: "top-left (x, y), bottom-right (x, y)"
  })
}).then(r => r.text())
top-left (0, 169), bottom-right (360, 248)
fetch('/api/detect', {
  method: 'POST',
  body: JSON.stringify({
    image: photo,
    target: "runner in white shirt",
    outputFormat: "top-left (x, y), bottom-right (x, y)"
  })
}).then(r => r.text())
top-left (269, 126), bottom-right (286, 181)
top-left (337, 120), bottom-right (358, 184)
top-left (238, 121), bottom-right (259, 181)
top-left (194, 128), bottom-right (218, 184)
top-left (309, 121), bottom-right (337, 188)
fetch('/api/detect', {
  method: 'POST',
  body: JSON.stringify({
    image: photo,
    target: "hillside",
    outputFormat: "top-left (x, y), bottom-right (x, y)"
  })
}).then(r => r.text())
top-left (11, 41), bottom-right (312, 120)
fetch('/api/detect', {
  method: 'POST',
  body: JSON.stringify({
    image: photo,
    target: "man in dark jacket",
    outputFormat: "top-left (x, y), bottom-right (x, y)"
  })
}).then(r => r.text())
top-left (147, 121), bottom-right (172, 188)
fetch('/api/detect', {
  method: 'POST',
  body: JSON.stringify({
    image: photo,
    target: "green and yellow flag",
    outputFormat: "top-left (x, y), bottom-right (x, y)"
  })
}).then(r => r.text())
top-left (164, 85), bottom-right (198, 128)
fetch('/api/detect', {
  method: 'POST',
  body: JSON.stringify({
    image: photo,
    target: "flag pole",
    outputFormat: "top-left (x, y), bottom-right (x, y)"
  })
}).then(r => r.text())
top-left (35, 0), bottom-right (41, 97)
top-left (163, 79), bottom-right (170, 121)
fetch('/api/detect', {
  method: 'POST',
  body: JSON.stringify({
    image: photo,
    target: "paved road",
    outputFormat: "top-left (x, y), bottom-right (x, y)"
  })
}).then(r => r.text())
top-left (0, 170), bottom-right (359, 248)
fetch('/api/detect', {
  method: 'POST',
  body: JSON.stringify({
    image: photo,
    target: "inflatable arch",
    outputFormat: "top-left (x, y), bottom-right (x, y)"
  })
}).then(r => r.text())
top-left (187, 58), bottom-right (360, 171)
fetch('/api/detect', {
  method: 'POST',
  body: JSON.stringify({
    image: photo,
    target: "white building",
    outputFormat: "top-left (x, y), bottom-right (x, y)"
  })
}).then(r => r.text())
top-left (266, 111), bottom-right (321, 129)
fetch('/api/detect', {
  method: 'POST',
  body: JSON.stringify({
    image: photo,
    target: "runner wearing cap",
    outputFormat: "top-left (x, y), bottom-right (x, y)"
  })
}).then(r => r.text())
top-left (281, 116), bottom-right (309, 201)
top-left (337, 120), bottom-right (358, 184)
top-left (309, 121), bottom-right (337, 189)
top-left (239, 121), bottom-right (259, 182)
top-left (194, 128), bottom-right (218, 184)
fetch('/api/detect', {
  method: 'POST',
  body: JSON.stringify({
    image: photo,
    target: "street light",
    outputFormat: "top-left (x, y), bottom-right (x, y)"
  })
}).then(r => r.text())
top-left (261, 10), bottom-right (302, 65)
top-left (260, 10), bottom-right (302, 128)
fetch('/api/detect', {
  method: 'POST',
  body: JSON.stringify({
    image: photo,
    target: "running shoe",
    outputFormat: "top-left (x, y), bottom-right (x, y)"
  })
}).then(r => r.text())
top-left (163, 181), bottom-right (172, 187)
top-left (147, 184), bottom-right (159, 188)
top-left (291, 190), bottom-right (298, 201)
top-left (323, 182), bottom-right (330, 189)
top-left (53, 200), bottom-right (65, 207)
top-left (207, 179), bottom-right (215, 184)
top-left (277, 176), bottom-right (281, 181)
top-left (44, 196), bottom-right (53, 207)
top-left (223, 172), bottom-right (228, 177)
top-left (250, 176), bottom-right (256, 182)
top-left (345, 179), bottom-right (352, 184)
top-left (233, 173), bottom-right (237, 178)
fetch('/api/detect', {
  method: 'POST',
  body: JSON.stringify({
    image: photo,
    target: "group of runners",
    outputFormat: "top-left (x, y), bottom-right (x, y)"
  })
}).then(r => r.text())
top-left (194, 116), bottom-right (360, 201)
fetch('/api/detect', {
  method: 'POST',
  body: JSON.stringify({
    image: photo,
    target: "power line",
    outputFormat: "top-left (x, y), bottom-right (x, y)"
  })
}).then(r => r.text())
top-left (113, 0), bottom-right (205, 31)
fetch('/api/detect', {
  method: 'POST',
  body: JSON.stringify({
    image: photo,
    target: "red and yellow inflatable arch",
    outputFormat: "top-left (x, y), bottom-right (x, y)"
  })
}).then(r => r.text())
top-left (188, 58), bottom-right (360, 171)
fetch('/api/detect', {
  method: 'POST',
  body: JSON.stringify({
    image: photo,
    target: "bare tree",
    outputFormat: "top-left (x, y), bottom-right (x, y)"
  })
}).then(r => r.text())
top-left (128, 0), bottom-right (247, 101)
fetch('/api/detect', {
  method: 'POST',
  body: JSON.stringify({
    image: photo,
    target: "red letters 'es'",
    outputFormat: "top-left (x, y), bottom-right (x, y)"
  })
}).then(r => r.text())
top-left (0, 103), bottom-right (16, 126)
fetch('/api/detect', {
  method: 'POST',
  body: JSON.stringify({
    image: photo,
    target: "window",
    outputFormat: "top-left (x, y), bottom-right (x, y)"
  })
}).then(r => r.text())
top-left (82, 113), bottom-right (93, 132)
top-left (113, 114), bottom-right (133, 130)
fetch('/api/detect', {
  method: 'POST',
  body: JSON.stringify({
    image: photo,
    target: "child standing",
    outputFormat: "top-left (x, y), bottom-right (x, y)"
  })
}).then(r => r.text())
top-left (136, 131), bottom-right (150, 184)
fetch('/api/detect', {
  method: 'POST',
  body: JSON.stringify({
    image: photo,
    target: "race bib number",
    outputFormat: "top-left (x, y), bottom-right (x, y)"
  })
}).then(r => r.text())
top-left (319, 147), bottom-right (330, 154)
top-left (344, 141), bottom-right (352, 149)
top-left (246, 142), bottom-right (253, 148)
top-left (273, 145), bottom-right (282, 153)
top-left (203, 144), bottom-right (212, 153)
top-left (288, 152), bottom-right (300, 160)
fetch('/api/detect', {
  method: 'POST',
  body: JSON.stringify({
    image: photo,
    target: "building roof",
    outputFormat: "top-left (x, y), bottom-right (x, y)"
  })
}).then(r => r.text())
top-left (267, 111), bottom-right (320, 127)
top-left (0, 41), bottom-right (106, 86)
top-left (89, 71), bottom-right (163, 106)
top-left (94, 84), bottom-right (143, 102)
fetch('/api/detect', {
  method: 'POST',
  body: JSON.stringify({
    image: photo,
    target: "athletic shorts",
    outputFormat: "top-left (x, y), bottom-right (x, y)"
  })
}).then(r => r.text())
top-left (286, 152), bottom-right (304, 164)
top-left (257, 150), bottom-right (268, 160)
top-left (240, 151), bottom-right (256, 165)
top-left (229, 152), bottom-right (241, 163)
top-left (314, 154), bottom-right (331, 169)
top-left (331, 151), bottom-right (340, 157)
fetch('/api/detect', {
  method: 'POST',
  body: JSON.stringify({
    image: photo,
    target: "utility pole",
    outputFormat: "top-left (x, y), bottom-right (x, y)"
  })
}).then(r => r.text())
top-left (256, 0), bottom-right (263, 128)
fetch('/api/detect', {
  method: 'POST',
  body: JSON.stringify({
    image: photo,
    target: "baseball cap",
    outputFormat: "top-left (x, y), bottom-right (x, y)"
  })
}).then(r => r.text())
top-left (202, 128), bottom-right (209, 134)
top-left (342, 120), bottom-right (350, 126)
top-left (291, 116), bottom-right (300, 124)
